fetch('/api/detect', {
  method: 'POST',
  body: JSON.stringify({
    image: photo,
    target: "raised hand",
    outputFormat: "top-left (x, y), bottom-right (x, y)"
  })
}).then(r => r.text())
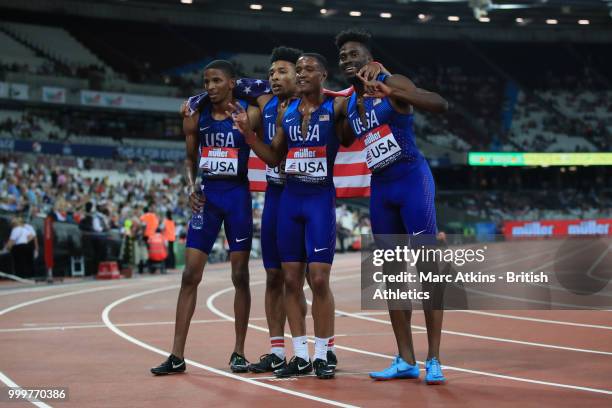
top-left (363, 80), bottom-right (393, 99)
top-left (226, 102), bottom-right (249, 133)
top-left (226, 102), bottom-right (258, 145)
top-left (357, 61), bottom-right (383, 82)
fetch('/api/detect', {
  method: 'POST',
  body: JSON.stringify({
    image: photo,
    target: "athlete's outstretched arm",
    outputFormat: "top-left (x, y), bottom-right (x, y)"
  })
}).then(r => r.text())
top-left (228, 102), bottom-right (286, 167)
top-left (243, 123), bottom-right (287, 167)
top-left (183, 114), bottom-right (205, 212)
top-left (364, 75), bottom-right (448, 113)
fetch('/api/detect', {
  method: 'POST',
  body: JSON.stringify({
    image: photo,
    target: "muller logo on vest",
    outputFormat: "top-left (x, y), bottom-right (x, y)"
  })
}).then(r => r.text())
top-left (285, 146), bottom-right (327, 179)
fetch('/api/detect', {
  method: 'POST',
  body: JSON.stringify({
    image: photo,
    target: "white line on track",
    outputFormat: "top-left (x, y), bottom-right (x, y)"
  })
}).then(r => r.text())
top-left (0, 280), bottom-right (165, 316)
top-left (0, 318), bottom-right (270, 333)
top-left (456, 310), bottom-right (612, 330)
top-left (318, 304), bottom-right (612, 356)
top-left (0, 275), bottom-right (176, 297)
top-left (0, 371), bottom-right (51, 408)
top-left (206, 274), bottom-right (612, 395)
top-left (101, 285), bottom-right (359, 408)
top-left (0, 280), bottom-right (167, 408)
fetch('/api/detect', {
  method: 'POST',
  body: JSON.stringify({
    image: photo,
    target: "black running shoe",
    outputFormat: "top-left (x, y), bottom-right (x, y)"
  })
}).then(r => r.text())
top-left (313, 358), bottom-right (335, 379)
top-left (327, 350), bottom-right (338, 369)
top-left (274, 356), bottom-right (312, 378)
top-left (248, 353), bottom-right (286, 373)
top-left (229, 352), bottom-right (249, 373)
top-left (150, 354), bottom-right (186, 375)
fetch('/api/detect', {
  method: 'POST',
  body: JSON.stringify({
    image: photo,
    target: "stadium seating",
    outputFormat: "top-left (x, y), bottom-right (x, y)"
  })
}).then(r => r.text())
top-left (1, 21), bottom-right (110, 72)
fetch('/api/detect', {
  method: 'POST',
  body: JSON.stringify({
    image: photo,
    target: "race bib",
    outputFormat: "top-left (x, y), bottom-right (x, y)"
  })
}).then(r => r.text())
top-left (199, 147), bottom-right (239, 176)
top-left (363, 124), bottom-right (402, 172)
top-left (265, 160), bottom-right (286, 185)
top-left (285, 146), bottom-right (327, 178)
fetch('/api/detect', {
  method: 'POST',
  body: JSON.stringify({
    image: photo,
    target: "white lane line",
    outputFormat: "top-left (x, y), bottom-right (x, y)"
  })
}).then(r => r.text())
top-left (321, 305), bottom-right (612, 356)
top-left (586, 242), bottom-right (612, 280)
top-left (206, 278), bottom-right (612, 395)
top-left (0, 275), bottom-right (176, 297)
top-left (0, 371), bottom-right (52, 408)
top-left (0, 280), bottom-right (169, 408)
top-left (308, 271), bottom-right (612, 355)
top-left (457, 311), bottom-right (612, 330)
top-left (101, 285), bottom-right (359, 408)
top-left (334, 332), bottom-right (427, 337)
top-left (0, 280), bottom-right (163, 316)
top-left (448, 239), bottom-right (611, 308)
top-left (0, 318), bottom-right (270, 333)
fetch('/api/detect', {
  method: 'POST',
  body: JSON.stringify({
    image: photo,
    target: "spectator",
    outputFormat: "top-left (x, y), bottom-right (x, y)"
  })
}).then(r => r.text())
top-left (2, 216), bottom-right (36, 278)
top-left (140, 206), bottom-right (159, 239)
top-left (162, 210), bottom-right (176, 269)
top-left (147, 227), bottom-right (168, 274)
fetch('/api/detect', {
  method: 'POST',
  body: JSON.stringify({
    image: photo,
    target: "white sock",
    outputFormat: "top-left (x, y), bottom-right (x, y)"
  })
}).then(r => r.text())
top-left (270, 336), bottom-right (285, 359)
top-left (314, 337), bottom-right (330, 361)
top-left (292, 336), bottom-right (309, 361)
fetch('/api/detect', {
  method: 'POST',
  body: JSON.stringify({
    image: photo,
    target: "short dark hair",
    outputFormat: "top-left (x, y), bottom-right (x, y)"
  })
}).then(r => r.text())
top-left (204, 59), bottom-right (236, 78)
top-left (334, 28), bottom-right (373, 52)
top-left (299, 53), bottom-right (328, 72)
top-left (270, 46), bottom-right (303, 64)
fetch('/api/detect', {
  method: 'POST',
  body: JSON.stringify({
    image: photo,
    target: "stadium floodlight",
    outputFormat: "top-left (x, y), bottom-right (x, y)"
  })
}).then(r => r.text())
top-left (380, 12), bottom-right (392, 19)
top-left (448, 16), bottom-right (460, 22)
top-left (281, 6), bottom-right (293, 12)
top-left (350, 11), bottom-right (362, 17)
top-left (250, 4), bottom-right (263, 10)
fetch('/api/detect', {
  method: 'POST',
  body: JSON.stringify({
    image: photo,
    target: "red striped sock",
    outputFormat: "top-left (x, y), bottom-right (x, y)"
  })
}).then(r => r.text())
top-left (327, 336), bottom-right (335, 352)
top-left (270, 336), bottom-right (285, 359)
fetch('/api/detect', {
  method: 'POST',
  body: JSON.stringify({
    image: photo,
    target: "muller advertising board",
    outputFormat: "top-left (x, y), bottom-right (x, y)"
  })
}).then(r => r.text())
top-left (503, 219), bottom-right (612, 238)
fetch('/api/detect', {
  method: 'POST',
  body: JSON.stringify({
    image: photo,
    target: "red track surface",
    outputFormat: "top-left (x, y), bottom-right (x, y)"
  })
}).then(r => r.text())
top-left (1, 241), bottom-right (611, 407)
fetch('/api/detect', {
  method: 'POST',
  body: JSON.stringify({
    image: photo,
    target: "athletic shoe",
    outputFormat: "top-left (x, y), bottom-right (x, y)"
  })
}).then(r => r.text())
top-left (248, 353), bottom-right (286, 373)
top-left (274, 356), bottom-right (312, 378)
top-left (425, 357), bottom-right (446, 385)
top-left (150, 354), bottom-right (186, 375)
top-left (229, 352), bottom-right (249, 373)
top-left (326, 350), bottom-right (338, 369)
top-left (369, 356), bottom-right (420, 381)
top-left (313, 358), bottom-right (335, 379)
